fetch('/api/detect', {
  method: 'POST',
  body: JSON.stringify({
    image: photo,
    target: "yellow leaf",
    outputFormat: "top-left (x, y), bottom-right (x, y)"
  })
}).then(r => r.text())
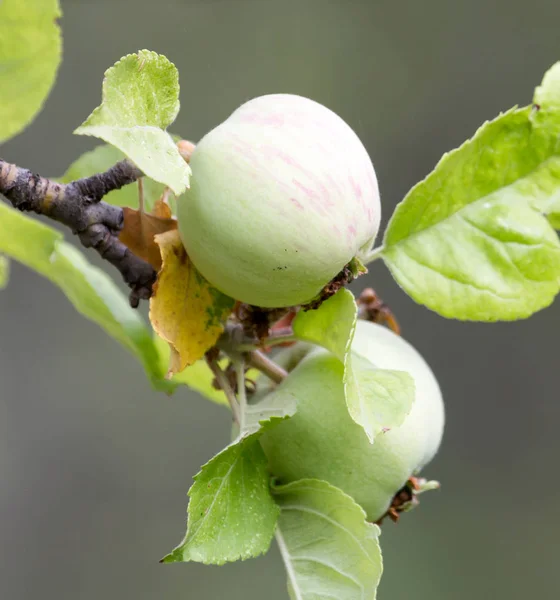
top-left (150, 229), bottom-right (235, 376)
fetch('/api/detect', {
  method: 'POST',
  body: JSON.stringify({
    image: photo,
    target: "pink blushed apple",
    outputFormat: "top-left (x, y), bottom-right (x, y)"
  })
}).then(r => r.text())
top-left (177, 94), bottom-right (381, 307)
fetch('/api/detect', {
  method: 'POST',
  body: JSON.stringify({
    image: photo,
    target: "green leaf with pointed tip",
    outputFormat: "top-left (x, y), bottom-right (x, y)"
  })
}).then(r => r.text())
top-left (382, 107), bottom-right (560, 321)
top-left (0, 202), bottom-right (172, 391)
top-left (75, 50), bottom-right (190, 195)
top-left (344, 351), bottom-right (415, 443)
top-left (292, 289), bottom-right (357, 361)
top-left (273, 479), bottom-right (383, 600)
top-left (162, 417), bottom-right (288, 565)
top-left (0, 255), bottom-right (9, 290)
top-left (0, 0), bottom-right (62, 144)
top-left (59, 144), bottom-right (168, 212)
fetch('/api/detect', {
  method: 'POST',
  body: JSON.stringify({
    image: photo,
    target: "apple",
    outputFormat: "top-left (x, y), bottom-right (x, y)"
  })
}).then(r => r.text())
top-left (259, 321), bottom-right (445, 522)
top-left (177, 94), bottom-right (381, 308)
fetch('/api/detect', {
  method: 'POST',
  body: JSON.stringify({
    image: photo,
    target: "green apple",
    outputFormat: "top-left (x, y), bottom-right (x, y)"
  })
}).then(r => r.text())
top-left (177, 94), bottom-right (381, 308)
top-left (260, 321), bottom-right (445, 522)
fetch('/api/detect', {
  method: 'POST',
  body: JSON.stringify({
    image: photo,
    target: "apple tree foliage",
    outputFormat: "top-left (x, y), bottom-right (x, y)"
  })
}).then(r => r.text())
top-left (1, 2), bottom-right (560, 598)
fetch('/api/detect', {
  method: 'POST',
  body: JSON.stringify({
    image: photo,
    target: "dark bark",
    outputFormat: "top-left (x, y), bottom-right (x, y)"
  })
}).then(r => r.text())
top-left (0, 158), bottom-right (157, 307)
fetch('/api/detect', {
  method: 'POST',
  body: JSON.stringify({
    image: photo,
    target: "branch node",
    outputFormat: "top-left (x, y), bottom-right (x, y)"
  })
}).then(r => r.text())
top-left (0, 157), bottom-right (157, 306)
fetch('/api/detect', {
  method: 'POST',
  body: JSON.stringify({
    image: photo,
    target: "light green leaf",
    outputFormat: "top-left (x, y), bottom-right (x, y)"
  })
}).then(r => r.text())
top-left (0, 0), bottom-right (62, 144)
top-left (168, 358), bottom-right (229, 408)
top-left (75, 50), bottom-right (190, 195)
top-left (153, 334), bottom-right (228, 406)
top-left (162, 418), bottom-right (287, 565)
top-left (0, 255), bottom-right (9, 290)
top-left (153, 335), bottom-right (264, 408)
top-left (59, 144), bottom-right (168, 212)
top-left (291, 288), bottom-right (412, 442)
top-left (0, 202), bottom-right (172, 391)
top-left (382, 107), bottom-right (560, 321)
top-left (292, 289), bottom-right (357, 361)
top-left (274, 479), bottom-right (383, 600)
top-left (511, 155), bottom-right (560, 229)
top-left (548, 213), bottom-right (560, 230)
top-left (167, 359), bottom-right (230, 406)
top-left (530, 63), bottom-right (560, 227)
top-left (344, 352), bottom-right (415, 443)
top-left (532, 61), bottom-right (560, 132)
top-left (243, 385), bottom-right (298, 437)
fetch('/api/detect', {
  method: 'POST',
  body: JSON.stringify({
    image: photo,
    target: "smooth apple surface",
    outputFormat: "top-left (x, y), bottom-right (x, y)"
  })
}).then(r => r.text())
top-left (178, 94), bottom-right (381, 307)
top-left (260, 321), bottom-right (445, 521)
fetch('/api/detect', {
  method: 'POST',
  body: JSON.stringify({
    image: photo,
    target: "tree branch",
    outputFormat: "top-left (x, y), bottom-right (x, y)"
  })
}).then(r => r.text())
top-left (0, 158), bottom-right (158, 307)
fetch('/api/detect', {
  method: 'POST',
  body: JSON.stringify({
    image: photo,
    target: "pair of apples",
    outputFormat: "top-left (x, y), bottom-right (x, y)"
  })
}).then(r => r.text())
top-left (177, 94), bottom-right (445, 521)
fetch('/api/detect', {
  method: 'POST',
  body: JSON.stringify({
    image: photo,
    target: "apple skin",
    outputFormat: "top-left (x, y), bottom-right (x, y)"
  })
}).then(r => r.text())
top-left (260, 321), bottom-right (445, 522)
top-left (177, 94), bottom-right (381, 308)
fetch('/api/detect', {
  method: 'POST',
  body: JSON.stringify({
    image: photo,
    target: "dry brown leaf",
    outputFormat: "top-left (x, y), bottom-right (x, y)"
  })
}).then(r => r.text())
top-left (151, 192), bottom-right (173, 219)
top-left (119, 205), bottom-right (177, 270)
top-left (149, 229), bottom-right (235, 377)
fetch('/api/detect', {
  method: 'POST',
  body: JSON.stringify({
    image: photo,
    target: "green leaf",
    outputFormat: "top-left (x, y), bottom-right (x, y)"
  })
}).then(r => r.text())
top-left (167, 359), bottom-right (230, 406)
top-left (59, 144), bottom-right (168, 212)
top-left (162, 418), bottom-right (287, 565)
top-left (382, 107), bottom-right (560, 321)
top-left (344, 352), bottom-right (415, 443)
top-left (0, 0), bottom-right (62, 144)
top-left (548, 212), bottom-right (560, 230)
top-left (75, 50), bottom-right (190, 195)
top-left (0, 202), bottom-right (172, 391)
top-left (0, 255), bottom-right (9, 290)
top-left (152, 335), bottom-right (264, 408)
top-left (533, 61), bottom-right (560, 132)
top-left (512, 155), bottom-right (560, 229)
top-left (291, 288), bottom-right (412, 442)
top-left (273, 479), bottom-right (383, 600)
top-left (530, 63), bottom-right (560, 228)
top-left (292, 289), bottom-right (357, 361)
top-left (243, 385), bottom-right (298, 437)
top-left (152, 334), bottom-right (228, 406)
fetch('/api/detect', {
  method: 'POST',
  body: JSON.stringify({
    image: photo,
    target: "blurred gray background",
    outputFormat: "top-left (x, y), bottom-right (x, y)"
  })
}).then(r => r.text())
top-left (2, 0), bottom-right (560, 598)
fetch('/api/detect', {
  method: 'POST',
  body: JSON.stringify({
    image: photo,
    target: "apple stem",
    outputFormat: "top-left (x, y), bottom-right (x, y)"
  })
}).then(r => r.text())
top-left (236, 331), bottom-right (297, 353)
top-left (362, 245), bottom-right (385, 265)
top-left (247, 350), bottom-right (288, 384)
top-left (137, 177), bottom-right (145, 213)
top-left (205, 355), bottom-right (241, 424)
top-left (235, 359), bottom-right (247, 431)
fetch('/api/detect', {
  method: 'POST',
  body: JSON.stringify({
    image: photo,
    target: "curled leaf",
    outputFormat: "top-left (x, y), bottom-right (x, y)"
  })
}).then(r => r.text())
top-left (118, 195), bottom-right (177, 270)
top-left (150, 230), bottom-right (235, 376)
